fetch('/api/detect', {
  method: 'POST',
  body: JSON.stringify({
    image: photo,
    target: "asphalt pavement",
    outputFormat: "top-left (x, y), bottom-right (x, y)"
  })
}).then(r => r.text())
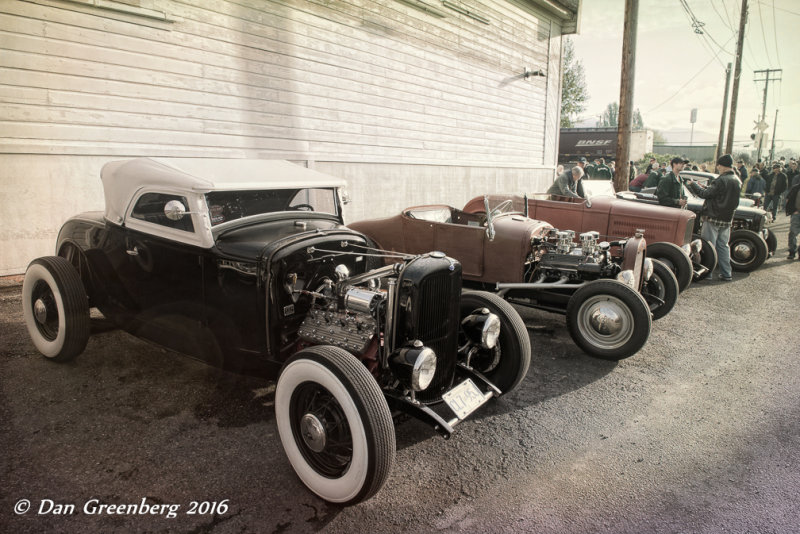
top-left (1, 216), bottom-right (799, 534)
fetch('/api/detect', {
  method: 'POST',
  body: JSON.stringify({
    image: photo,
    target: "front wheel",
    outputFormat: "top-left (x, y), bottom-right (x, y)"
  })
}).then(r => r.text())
top-left (765, 229), bottom-right (777, 257)
top-left (566, 280), bottom-right (652, 360)
top-left (646, 242), bottom-right (693, 292)
top-left (276, 346), bottom-right (395, 505)
top-left (460, 291), bottom-right (531, 395)
top-left (691, 234), bottom-right (718, 280)
top-left (22, 256), bottom-right (90, 361)
top-left (729, 229), bottom-right (768, 272)
top-left (641, 259), bottom-right (679, 320)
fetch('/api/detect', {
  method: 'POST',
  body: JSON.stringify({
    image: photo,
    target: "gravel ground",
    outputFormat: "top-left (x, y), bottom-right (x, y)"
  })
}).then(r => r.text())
top-left (1, 217), bottom-right (799, 534)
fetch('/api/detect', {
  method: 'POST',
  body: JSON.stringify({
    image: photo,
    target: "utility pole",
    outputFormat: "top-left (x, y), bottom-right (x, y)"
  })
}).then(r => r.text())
top-left (614, 0), bottom-right (638, 192)
top-left (715, 63), bottom-right (732, 162)
top-left (769, 109), bottom-right (779, 161)
top-left (725, 0), bottom-right (747, 156)
top-left (753, 68), bottom-right (783, 161)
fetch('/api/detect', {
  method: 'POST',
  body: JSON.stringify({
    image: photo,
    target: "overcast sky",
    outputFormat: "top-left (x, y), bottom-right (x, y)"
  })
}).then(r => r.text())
top-left (569, 0), bottom-right (799, 155)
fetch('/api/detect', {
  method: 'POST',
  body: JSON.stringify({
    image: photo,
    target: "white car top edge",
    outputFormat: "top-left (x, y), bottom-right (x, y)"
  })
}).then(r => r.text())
top-left (100, 158), bottom-right (347, 226)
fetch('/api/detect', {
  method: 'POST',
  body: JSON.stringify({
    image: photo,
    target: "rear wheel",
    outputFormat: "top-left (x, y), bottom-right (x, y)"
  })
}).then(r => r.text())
top-left (22, 256), bottom-right (90, 361)
top-left (641, 259), bottom-right (679, 320)
top-left (729, 229), bottom-right (768, 272)
top-left (691, 234), bottom-right (718, 280)
top-left (275, 346), bottom-right (395, 505)
top-left (460, 291), bottom-right (531, 395)
top-left (646, 242), bottom-right (693, 292)
top-left (566, 280), bottom-right (651, 360)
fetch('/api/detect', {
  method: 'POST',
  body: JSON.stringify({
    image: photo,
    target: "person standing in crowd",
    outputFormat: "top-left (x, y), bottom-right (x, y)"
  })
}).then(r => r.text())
top-left (656, 157), bottom-right (689, 208)
top-left (644, 156), bottom-right (657, 174)
top-left (786, 159), bottom-right (799, 189)
top-left (685, 154), bottom-right (742, 281)
top-left (746, 167), bottom-right (765, 192)
top-left (594, 158), bottom-right (612, 180)
top-left (629, 161), bottom-right (637, 184)
top-left (547, 166), bottom-right (584, 197)
top-left (583, 157), bottom-right (595, 179)
top-left (786, 178), bottom-right (800, 260)
top-left (764, 163), bottom-right (787, 219)
top-left (737, 159), bottom-right (748, 183)
top-left (643, 161), bottom-right (661, 188)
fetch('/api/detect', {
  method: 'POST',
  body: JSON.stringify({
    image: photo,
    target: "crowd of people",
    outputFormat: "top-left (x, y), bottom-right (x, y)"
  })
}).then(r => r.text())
top-left (549, 152), bottom-right (800, 271)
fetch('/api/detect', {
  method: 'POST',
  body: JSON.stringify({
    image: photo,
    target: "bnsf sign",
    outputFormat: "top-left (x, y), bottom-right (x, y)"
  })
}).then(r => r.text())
top-left (576, 140), bottom-right (613, 146)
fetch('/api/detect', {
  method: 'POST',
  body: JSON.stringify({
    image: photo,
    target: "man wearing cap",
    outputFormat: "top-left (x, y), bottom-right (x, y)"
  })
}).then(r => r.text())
top-left (547, 166), bottom-right (584, 198)
top-left (685, 154), bottom-right (742, 281)
top-left (656, 157), bottom-right (689, 208)
top-left (764, 163), bottom-right (787, 219)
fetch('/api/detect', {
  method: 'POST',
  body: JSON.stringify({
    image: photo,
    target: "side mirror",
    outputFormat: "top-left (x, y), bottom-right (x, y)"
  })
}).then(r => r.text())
top-left (164, 200), bottom-right (188, 221)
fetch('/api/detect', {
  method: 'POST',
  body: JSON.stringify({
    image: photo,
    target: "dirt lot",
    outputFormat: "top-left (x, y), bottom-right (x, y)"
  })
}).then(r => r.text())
top-left (2, 218), bottom-right (799, 534)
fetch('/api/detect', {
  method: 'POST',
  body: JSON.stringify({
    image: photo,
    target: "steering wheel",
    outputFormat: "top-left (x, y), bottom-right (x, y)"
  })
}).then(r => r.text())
top-left (489, 200), bottom-right (513, 218)
top-left (290, 203), bottom-right (315, 211)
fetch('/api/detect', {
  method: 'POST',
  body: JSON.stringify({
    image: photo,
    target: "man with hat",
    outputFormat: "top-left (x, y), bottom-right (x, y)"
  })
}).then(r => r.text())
top-left (764, 163), bottom-right (787, 219)
top-left (685, 154), bottom-right (742, 281)
top-left (656, 157), bottom-right (689, 208)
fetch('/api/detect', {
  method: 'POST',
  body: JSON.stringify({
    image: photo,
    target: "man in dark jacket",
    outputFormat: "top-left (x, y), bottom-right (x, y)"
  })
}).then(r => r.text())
top-left (686, 154), bottom-right (742, 281)
top-left (594, 158), bottom-right (612, 180)
top-left (643, 161), bottom-right (661, 188)
top-left (763, 163), bottom-right (787, 219)
top-left (737, 160), bottom-right (748, 182)
top-left (785, 181), bottom-right (800, 259)
top-left (786, 160), bottom-right (799, 189)
top-left (656, 157), bottom-right (689, 208)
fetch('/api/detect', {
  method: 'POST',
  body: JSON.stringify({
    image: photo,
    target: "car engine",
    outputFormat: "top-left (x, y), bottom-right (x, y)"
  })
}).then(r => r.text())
top-left (527, 229), bottom-right (623, 283)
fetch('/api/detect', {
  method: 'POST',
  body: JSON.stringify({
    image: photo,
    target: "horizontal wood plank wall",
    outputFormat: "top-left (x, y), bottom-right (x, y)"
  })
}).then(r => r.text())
top-left (0, 0), bottom-right (564, 274)
top-left (1, 0), bottom-right (559, 165)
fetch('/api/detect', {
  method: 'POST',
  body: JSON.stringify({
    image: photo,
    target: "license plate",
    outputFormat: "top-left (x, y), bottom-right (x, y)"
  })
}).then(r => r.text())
top-left (442, 379), bottom-right (489, 420)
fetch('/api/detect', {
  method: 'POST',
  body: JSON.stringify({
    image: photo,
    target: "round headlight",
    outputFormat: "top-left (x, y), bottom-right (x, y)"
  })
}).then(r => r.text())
top-left (482, 313), bottom-right (502, 349)
top-left (643, 258), bottom-right (654, 281)
top-left (412, 347), bottom-right (437, 391)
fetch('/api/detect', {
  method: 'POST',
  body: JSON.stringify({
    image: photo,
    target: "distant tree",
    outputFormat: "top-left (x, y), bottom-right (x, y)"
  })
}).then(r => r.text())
top-left (560, 38), bottom-right (589, 128)
top-left (633, 108), bottom-right (644, 130)
top-left (734, 152), bottom-right (752, 165)
top-left (652, 130), bottom-right (668, 145)
top-left (599, 102), bottom-right (619, 127)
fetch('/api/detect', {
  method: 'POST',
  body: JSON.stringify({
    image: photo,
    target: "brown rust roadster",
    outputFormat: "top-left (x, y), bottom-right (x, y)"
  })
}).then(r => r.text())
top-left (350, 200), bottom-right (678, 361)
top-left (462, 193), bottom-right (711, 292)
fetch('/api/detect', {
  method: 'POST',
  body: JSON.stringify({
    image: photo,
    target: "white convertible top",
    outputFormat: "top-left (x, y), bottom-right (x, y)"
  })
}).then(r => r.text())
top-left (100, 158), bottom-right (347, 224)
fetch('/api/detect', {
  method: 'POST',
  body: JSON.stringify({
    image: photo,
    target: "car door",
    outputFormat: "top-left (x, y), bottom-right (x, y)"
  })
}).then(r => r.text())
top-left (401, 207), bottom-right (485, 278)
top-left (104, 192), bottom-right (208, 356)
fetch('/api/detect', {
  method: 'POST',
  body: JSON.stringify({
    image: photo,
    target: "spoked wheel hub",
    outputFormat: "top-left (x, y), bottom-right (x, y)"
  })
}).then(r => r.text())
top-left (289, 382), bottom-right (353, 478)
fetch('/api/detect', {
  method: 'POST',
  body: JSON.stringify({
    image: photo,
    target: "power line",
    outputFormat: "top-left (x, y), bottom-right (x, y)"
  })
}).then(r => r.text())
top-left (756, 0), bottom-right (774, 66)
top-left (758, 0), bottom-right (800, 17)
top-left (711, 0), bottom-right (735, 31)
top-left (646, 34), bottom-right (735, 114)
top-left (770, 0), bottom-right (782, 67)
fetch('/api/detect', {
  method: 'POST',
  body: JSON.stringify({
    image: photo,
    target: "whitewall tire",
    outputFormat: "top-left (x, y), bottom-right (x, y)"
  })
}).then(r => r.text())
top-left (275, 346), bottom-right (395, 504)
top-left (22, 256), bottom-right (90, 361)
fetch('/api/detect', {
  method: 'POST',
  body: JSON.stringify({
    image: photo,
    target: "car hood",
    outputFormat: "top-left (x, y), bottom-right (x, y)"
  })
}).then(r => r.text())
top-left (214, 218), bottom-right (344, 259)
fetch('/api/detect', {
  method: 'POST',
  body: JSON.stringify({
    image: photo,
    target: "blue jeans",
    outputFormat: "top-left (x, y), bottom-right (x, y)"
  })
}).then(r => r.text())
top-left (764, 194), bottom-right (779, 218)
top-left (702, 221), bottom-right (732, 278)
top-left (789, 213), bottom-right (800, 255)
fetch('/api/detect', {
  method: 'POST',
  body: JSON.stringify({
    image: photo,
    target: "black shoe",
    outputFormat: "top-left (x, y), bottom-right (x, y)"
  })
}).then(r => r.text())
top-left (789, 253), bottom-right (797, 260)
top-left (718, 274), bottom-right (732, 281)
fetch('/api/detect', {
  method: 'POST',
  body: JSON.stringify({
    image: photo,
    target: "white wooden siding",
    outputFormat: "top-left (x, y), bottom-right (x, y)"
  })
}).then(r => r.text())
top-left (1, 0), bottom-right (559, 165)
top-left (0, 0), bottom-right (567, 274)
